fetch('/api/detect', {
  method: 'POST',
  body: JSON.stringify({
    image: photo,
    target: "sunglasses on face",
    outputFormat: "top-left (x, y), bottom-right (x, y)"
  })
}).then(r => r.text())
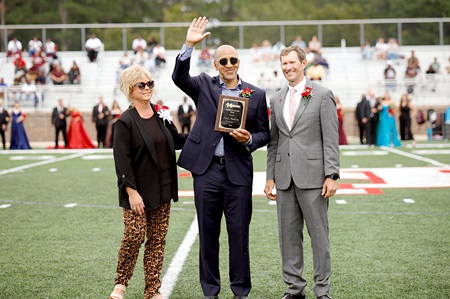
top-left (135, 81), bottom-right (155, 90)
top-left (217, 57), bottom-right (239, 66)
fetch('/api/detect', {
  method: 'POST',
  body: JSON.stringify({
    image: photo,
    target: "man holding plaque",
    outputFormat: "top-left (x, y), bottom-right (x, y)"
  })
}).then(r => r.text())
top-left (172, 17), bottom-right (270, 299)
top-left (264, 46), bottom-right (339, 299)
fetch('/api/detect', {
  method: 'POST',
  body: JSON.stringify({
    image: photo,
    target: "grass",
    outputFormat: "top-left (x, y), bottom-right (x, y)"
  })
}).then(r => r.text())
top-left (0, 142), bottom-right (449, 299)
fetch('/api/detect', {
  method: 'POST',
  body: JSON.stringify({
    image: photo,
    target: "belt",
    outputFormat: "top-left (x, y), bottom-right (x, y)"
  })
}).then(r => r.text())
top-left (212, 155), bottom-right (225, 164)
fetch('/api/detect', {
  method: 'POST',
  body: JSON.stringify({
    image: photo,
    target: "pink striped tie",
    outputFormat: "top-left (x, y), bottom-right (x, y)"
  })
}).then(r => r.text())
top-left (289, 88), bottom-right (297, 126)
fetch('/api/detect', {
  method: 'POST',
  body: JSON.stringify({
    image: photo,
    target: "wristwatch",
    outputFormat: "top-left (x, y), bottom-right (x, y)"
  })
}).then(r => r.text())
top-left (325, 173), bottom-right (339, 180)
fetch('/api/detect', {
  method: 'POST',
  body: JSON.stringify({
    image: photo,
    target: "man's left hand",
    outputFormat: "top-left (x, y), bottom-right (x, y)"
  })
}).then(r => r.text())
top-left (230, 128), bottom-right (250, 144)
top-left (321, 178), bottom-right (338, 199)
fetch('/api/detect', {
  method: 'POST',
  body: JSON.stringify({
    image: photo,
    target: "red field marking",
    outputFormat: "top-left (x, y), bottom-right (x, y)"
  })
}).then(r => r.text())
top-left (179, 172), bottom-right (192, 178)
top-left (362, 171), bottom-right (386, 184)
top-left (440, 169), bottom-right (450, 174)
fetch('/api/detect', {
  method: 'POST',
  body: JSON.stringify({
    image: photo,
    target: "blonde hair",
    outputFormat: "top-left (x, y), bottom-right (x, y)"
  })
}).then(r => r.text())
top-left (119, 65), bottom-right (153, 102)
top-left (280, 46), bottom-right (307, 62)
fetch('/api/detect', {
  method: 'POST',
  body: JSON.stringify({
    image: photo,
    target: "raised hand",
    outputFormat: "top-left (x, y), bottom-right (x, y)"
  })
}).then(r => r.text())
top-left (185, 17), bottom-right (211, 48)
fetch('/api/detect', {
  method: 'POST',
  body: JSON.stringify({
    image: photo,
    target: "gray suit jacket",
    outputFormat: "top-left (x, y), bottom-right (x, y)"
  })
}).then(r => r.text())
top-left (266, 80), bottom-right (340, 190)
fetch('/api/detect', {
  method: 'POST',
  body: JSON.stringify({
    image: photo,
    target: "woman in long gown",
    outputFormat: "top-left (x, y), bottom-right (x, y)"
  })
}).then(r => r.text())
top-left (66, 108), bottom-right (96, 149)
top-left (398, 94), bottom-right (415, 141)
top-left (10, 102), bottom-right (31, 149)
top-left (376, 94), bottom-right (401, 147)
top-left (336, 97), bottom-right (348, 145)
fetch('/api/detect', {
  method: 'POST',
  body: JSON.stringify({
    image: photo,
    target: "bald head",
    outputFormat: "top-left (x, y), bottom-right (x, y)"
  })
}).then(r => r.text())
top-left (214, 45), bottom-right (238, 59)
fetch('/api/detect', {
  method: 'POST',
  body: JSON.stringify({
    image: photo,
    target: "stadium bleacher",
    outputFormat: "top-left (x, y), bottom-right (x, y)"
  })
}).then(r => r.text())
top-left (1, 45), bottom-right (449, 113)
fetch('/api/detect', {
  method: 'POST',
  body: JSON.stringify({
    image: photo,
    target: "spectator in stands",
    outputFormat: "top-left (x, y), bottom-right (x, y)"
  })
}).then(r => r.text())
top-left (0, 78), bottom-right (7, 99)
top-left (425, 62), bottom-right (437, 92)
top-left (48, 53), bottom-right (62, 73)
top-left (28, 51), bottom-right (46, 81)
top-left (152, 43), bottom-right (166, 66)
top-left (20, 78), bottom-right (38, 106)
top-left (375, 37), bottom-right (388, 59)
top-left (429, 57), bottom-right (440, 73)
top-left (147, 36), bottom-right (158, 53)
top-left (85, 33), bottom-right (102, 62)
top-left (197, 46), bottom-right (212, 67)
top-left (13, 54), bottom-right (27, 75)
top-left (50, 64), bottom-right (67, 85)
top-left (306, 59), bottom-right (325, 81)
top-left (44, 38), bottom-right (58, 58)
top-left (260, 39), bottom-right (272, 62)
top-left (272, 41), bottom-right (286, 61)
top-left (291, 35), bottom-right (307, 49)
top-left (7, 37), bottom-right (23, 59)
top-left (308, 35), bottom-right (321, 54)
top-left (360, 39), bottom-right (373, 60)
top-left (384, 60), bottom-right (397, 92)
top-left (406, 50), bottom-right (420, 70)
top-left (68, 61), bottom-right (81, 84)
top-left (271, 70), bottom-right (284, 93)
top-left (132, 34), bottom-right (147, 54)
top-left (35, 70), bottom-right (46, 85)
top-left (27, 36), bottom-right (42, 57)
top-left (386, 37), bottom-right (403, 60)
top-left (8, 78), bottom-right (22, 102)
top-left (92, 96), bottom-right (110, 148)
top-left (314, 53), bottom-right (329, 69)
top-left (398, 94), bottom-right (415, 142)
top-left (249, 42), bottom-right (260, 62)
top-left (446, 57), bottom-right (450, 74)
top-left (0, 99), bottom-right (10, 150)
top-left (405, 50), bottom-right (420, 94)
top-left (119, 52), bottom-right (133, 69)
top-left (133, 47), bottom-right (150, 66)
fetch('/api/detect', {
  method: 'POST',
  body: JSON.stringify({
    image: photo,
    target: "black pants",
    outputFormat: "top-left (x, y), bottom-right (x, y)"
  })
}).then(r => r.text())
top-left (96, 124), bottom-right (107, 148)
top-left (358, 122), bottom-right (370, 144)
top-left (399, 117), bottom-right (414, 140)
top-left (1, 129), bottom-right (6, 149)
top-left (55, 125), bottom-right (68, 148)
top-left (369, 118), bottom-right (378, 146)
top-left (87, 49), bottom-right (98, 62)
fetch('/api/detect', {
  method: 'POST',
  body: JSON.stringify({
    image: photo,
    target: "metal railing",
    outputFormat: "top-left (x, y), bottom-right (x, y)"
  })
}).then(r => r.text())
top-left (2, 18), bottom-right (450, 51)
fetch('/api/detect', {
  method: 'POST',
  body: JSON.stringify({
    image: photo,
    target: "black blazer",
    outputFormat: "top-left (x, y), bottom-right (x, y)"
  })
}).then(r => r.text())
top-left (0, 108), bottom-right (10, 126)
top-left (113, 105), bottom-right (186, 210)
top-left (51, 107), bottom-right (68, 128)
top-left (92, 104), bottom-right (110, 126)
top-left (172, 56), bottom-right (270, 186)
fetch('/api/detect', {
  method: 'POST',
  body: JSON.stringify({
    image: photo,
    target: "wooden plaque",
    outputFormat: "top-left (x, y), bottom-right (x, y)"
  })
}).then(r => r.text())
top-left (214, 94), bottom-right (249, 133)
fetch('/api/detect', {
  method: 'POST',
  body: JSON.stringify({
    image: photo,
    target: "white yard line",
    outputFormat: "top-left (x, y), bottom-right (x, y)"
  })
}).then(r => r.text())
top-left (0, 151), bottom-right (92, 176)
top-left (160, 216), bottom-right (198, 298)
top-left (380, 146), bottom-right (447, 167)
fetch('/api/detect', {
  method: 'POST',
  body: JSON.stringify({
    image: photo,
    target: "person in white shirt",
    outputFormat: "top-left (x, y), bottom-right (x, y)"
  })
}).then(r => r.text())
top-left (28, 36), bottom-right (43, 57)
top-left (131, 34), bottom-right (147, 54)
top-left (45, 38), bottom-right (57, 57)
top-left (152, 43), bottom-right (166, 66)
top-left (85, 33), bottom-right (103, 62)
top-left (7, 37), bottom-right (23, 58)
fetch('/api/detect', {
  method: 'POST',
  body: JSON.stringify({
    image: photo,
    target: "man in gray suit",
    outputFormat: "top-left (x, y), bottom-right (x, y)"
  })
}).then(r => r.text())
top-left (264, 46), bottom-right (340, 299)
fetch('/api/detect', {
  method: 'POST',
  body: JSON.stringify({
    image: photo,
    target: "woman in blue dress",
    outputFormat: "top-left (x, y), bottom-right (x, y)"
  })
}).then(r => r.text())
top-left (376, 94), bottom-right (401, 147)
top-left (10, 102), bottom-right (31, 149)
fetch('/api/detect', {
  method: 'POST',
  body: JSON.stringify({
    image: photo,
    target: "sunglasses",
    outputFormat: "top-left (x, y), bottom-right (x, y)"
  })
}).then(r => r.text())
top-left (217, 57), bottom-right (239, 66)
top-left (135, 81), bottom-right (155, 90)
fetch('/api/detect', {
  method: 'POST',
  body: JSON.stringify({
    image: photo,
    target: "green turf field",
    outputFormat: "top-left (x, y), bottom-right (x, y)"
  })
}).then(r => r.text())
top-left (0, 142), bottom-right (449, 299)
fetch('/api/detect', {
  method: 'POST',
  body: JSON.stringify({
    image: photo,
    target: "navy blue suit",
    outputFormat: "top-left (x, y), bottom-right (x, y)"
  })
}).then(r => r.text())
top-left (172, 55), bottom-right (270, 297)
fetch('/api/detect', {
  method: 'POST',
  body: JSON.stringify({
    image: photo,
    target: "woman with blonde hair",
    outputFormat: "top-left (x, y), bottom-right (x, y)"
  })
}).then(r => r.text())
top-left (110, 65), bottom-right (185, 299)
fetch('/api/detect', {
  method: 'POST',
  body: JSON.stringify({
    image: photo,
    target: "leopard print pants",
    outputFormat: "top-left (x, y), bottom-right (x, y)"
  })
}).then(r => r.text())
top-left (114, 202), bottom-right (171, 298)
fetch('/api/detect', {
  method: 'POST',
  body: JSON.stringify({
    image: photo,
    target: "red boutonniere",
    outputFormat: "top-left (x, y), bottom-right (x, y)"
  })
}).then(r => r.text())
top-left (240, 87), bottom-right (255, 98)
top-left (154, 104), bottom-right (172, 124)
top-left (301, 87), bottom-right (313, 106)
top-left (388, 107), bottom-right (394, 116)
